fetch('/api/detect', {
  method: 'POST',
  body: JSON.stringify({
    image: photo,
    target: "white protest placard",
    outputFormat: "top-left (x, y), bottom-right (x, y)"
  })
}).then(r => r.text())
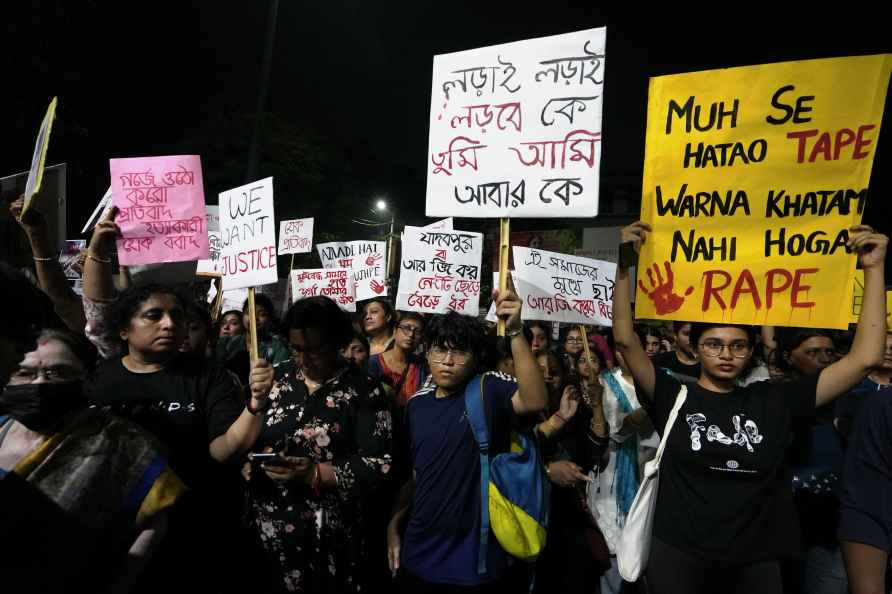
top-left (82, 187), bottom-right (113, 234)
top-left (317, 240), bottom-right (387, 301)
top-left (426, 28), bottom-right (605, 218)
top-left (219, 177), bottom-right (278, 290)
top-left (423, 218), bottom-right (454, 230)
top-left (397, 226), bottom-right (483, 316)
top-left (22, 97), bottom-right (59, 216)
top-left (278, 218), bottom-right (314, 255)
top-left (207, 286), bottom-right (249, 315)
top-left (513, 246), bottom-right (615, 326)
top-left (206, 206), bottom-right (220, 232)
top-left (197, 230), bottom-right (222, 276)
top-left (290, 268), bottom-right (356, 312)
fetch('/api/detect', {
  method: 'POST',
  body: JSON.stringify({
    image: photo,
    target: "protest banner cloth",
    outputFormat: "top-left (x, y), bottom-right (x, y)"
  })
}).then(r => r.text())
top-left (426, 28), bottom-right (606, 219)
top-left (317, 240), bottom-right (387, 301)
top-left (636, 54), bottom-right (891, 330)
top-left (22, 97), bottom-right (59, 217)
top-left (111, 155), bottom-right (209, 266)
top-left (290, 268), bottom-right (356, 312)
top-left (513, 246), bottom-right (615, 326)
top-left (397, 225), bottom-right (483, 316)
top-left (219, 177), bottom-right (278, 362)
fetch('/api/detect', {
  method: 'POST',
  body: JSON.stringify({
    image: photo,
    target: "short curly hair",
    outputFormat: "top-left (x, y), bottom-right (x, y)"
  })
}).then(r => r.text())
top-left (109, 284), bottom-right (188, 336)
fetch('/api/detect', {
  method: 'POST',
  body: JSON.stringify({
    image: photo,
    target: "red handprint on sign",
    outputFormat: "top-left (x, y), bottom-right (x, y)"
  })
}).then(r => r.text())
top-left (638, 261), bottom-right (694, 315)
top-left (370, 279), bottom-right (386, 294)
top-left (365, 252), bottom-right (383, 267)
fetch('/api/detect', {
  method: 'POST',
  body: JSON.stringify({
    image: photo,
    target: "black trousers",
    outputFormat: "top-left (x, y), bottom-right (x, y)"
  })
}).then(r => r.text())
top-left (645, 537), bottom-right (782, 594)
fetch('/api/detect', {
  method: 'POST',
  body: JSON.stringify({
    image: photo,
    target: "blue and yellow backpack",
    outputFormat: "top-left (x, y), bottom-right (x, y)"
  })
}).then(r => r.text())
top-left (464, 374), bottom-right (551, 574)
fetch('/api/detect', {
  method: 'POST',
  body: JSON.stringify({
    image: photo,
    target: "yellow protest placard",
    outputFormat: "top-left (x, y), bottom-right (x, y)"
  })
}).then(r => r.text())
top-left (22, 96), bottom-right (59, 216)
top-left (849, 269), bottom-right (892, 330)
top-left (637, 55), bottom-right (890, 330)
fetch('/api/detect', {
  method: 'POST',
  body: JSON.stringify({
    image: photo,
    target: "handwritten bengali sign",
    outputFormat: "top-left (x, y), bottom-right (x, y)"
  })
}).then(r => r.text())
top-left (397, 226), bottom-right (483, 316)
top-left (513, 246), bottom-right (615, 326)
top-left (22, 97), bottom-right (58, 216)
top-left (278, 218), bottom-right (314, 255)
top-left (110, 155), bottom-right (209, 265)
top-left (290, 268), bottom-right (356, 312)
top-left (219, 177), bottom-right (278, 290)
top-left (636, 55), bottom-right (891, 330)
top-left (317, 240), bottom-right (386, 301)
top-left (426, 28), bottom-right (606, 218)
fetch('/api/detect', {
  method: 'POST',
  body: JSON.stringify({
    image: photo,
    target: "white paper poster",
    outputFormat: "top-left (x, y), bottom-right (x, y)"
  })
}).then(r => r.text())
top-left (317, 240), bottom-right (387, 301)
top-left (513, 246), bottom-right (615, 326)
top-left (278, 218), bottom-right (314, 255)
top-left (426, 28), bottom-right (606, 218)
top-left (219, 177), bottom-right (278, 290)
top-left (290, 268), bottom-right (356, 312)
top-left (397, 226), bottom-right (483, 316)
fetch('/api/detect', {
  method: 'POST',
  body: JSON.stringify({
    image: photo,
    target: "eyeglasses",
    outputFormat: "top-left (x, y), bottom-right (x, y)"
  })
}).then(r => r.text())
top-left (398, 324), bottom-right (423, 337)
top-left (429, 346), bottom-right (472, 364)
top-left (565, 337), bottom-right (583, 344)
top-left (9, 366), bottom-right (82, 385)
top-left (699, 340), bottom-right (752, 359)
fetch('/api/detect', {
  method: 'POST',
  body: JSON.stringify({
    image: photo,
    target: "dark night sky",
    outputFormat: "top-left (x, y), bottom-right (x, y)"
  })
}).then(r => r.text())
top-left (2, 3), bottom-right (891, 246)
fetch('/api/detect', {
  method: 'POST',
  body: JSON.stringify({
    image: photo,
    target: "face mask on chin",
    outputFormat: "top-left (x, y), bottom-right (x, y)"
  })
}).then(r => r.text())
top-left (0, 381), bottom-right (86, 432)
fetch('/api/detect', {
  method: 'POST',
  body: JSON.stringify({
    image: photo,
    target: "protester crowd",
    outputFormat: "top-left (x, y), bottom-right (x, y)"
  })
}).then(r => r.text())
top-left (1, 187), bottom-right (891, 594)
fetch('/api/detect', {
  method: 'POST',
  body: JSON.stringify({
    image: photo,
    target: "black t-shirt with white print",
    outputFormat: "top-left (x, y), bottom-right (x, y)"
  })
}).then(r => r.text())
top-left (645, 369), bottom-right (817, 563)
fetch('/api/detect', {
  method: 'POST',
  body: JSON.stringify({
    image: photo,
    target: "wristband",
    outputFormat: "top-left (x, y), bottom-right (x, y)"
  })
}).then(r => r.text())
top-left (87, 253), bottom-right (112, 264)
top-left (32, 255), bottom-right (54, 262)
top-left (554, 412), bottom-right (568, 424)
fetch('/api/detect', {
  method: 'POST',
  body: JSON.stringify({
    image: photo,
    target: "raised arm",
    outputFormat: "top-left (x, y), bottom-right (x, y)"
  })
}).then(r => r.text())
top-left (10, 196), bottom-right (85, 333)
top-left (83, 206), bottom-right (120, 302)
top-left (612, 222), bottom-right (657, 401)
top-left (816, 226), bottom-right (888, 407)
top-left (495, 280), bottom-right (548, 415)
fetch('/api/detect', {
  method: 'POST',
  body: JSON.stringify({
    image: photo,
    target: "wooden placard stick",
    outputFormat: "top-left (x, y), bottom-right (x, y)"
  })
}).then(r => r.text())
top-left (247, 287), bottom-right (260, 363)
top-left (497, 217), bottom-right (510, 337)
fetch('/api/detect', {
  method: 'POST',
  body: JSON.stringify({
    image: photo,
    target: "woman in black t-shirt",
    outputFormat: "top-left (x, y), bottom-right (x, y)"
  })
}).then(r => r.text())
top-left (86, 284), bottom-right (276, 592)
top-left (611, 221), bottom-right (888, 594)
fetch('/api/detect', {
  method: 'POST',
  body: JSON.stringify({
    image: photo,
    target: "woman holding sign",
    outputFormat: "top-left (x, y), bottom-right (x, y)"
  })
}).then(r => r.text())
top-left (612, 221), bottom-right (887, 594)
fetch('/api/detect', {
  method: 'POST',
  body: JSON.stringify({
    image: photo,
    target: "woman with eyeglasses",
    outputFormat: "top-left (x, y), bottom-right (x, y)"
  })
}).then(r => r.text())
top-left (612, 221), bottom-right (888, 594)
top-left (0, 329), bottom-right (185, 592)
top-left (368, 312), bottom-right (429, 407)
top-left (243, 295), bottom-right (393, 593)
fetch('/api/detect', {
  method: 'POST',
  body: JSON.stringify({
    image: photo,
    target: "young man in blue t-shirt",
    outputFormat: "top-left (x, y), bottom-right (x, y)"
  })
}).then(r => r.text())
top-left (387, 286), bottom-right (547, 591)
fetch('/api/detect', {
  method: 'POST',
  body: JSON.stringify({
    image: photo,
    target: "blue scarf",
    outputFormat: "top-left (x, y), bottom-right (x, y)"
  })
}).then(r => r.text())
top-left (600, 369), bottom-right (639, 526)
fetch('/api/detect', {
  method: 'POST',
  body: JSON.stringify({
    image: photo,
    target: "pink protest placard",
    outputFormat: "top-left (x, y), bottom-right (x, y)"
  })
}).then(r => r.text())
top-left (111, 155), bottom-right (209, 265)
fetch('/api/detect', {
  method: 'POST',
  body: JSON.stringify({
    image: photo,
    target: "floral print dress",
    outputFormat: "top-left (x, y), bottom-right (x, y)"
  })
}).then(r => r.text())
top-left (246, 359), bottom-right (393, 593)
